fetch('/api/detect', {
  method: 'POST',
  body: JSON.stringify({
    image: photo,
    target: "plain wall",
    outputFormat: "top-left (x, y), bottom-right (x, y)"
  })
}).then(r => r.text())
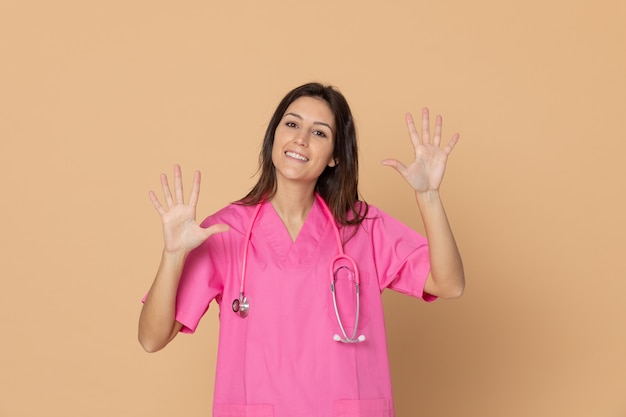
top-left (1, 1), bottom-right (624, 416)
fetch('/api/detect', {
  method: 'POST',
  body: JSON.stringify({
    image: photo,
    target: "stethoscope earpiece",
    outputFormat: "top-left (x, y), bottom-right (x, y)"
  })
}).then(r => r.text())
top-left (333, 334), bottom-right (366, 343)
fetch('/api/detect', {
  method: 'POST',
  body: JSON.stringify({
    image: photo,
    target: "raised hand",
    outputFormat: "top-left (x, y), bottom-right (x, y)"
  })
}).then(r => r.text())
top-left (381, 108), bottom-right (459, 193)
top-left (149, 164), bottom-right (229, 254)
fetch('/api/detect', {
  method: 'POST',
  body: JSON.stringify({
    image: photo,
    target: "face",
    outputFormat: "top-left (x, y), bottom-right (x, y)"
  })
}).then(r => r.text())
top-left (271, 96), bottom-right (337, 188)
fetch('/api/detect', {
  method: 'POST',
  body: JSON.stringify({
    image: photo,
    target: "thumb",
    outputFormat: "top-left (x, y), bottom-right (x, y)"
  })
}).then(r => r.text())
top-left (201, 223), bottom-right (231, 239)
top-left (381, 159), bottom-right (408, 176)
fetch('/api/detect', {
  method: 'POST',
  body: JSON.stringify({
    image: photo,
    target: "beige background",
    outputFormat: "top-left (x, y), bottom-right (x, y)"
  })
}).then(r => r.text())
top-left (1, 0), bottom-right (624, 416)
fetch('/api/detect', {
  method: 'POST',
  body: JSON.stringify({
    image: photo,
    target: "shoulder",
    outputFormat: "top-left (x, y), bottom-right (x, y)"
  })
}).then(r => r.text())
top-left (354, 202), bottom-right (391, 226)
top-left (199, 203), bottom-right (257, 234)
top-left (351, 202), bottom-right (421, 239)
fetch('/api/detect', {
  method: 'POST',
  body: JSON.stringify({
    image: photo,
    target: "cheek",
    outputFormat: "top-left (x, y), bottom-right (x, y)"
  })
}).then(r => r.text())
top-left (270, 143), bottom-right (280, 165)
top-left (272, 129), bottom-right (287, 151)
top-left (325, 142), bottom-right (336, 164)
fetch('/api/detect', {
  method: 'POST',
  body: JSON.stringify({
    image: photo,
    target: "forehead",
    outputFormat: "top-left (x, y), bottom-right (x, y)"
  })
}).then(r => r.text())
top-left (283, 96), bottom-right (335, 129)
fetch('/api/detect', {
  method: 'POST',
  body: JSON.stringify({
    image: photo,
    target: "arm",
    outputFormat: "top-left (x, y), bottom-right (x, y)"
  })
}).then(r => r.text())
top-left (415, 190), bottom-right (464, 298)
top-left (382, 109), bottom-right (465, 299)
top-left (138, 251), bottom-right (186, 353)
top-left (138, 165), bottom-right (229, 352)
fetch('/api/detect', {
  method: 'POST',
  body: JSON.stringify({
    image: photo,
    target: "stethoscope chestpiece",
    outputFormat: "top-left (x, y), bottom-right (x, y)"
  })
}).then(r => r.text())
top-left (232, 295), bottom-right (250, 318)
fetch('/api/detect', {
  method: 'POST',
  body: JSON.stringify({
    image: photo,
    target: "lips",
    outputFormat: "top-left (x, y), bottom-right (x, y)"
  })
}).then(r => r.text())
top-left (285, 151), bottom-right (309, 162)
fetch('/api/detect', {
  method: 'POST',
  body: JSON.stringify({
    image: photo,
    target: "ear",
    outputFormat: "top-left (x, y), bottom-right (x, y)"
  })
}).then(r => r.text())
top-left (327, 157), bottom-right (338, 168)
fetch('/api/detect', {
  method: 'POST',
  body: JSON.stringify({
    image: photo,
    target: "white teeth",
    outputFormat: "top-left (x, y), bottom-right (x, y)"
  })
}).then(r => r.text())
top-left (285, 151), bottom-right (308, 161)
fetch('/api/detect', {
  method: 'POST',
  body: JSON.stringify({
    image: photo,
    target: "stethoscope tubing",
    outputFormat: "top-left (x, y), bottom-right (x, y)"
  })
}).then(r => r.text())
top-left (331, 263), bottom-right (361, 343)
top-left (233, 202), bottom-right (263, 318)
top-left (233, 194), bottom-right (365, 343)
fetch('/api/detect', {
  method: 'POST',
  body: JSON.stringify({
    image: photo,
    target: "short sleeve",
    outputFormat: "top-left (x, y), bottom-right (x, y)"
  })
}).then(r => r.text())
top-left (368, 208), bottom-right (436, 302)
top-left (141, 215), bottom-right (225, 335)
top-left (174, 224), bottom-right (225, 333)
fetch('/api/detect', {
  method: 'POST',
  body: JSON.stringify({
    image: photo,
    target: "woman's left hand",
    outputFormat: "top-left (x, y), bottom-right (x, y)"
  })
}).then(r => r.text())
top-left (381, 108), bottom-right (459, 193)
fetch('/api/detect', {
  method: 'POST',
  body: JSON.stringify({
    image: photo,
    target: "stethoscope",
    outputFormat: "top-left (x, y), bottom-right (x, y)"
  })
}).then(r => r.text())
top-left (232, 194), bottom-right (366, 343)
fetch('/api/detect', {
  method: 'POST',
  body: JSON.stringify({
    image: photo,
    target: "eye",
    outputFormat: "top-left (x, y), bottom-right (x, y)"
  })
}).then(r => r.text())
top-left (313, 130), bottom-right (328, 138)
top-left (285, 121), bottom-right (297, 128)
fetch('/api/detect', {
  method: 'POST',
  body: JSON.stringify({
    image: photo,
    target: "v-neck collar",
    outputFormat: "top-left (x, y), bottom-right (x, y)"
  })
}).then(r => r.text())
top-left (256, 197), bottom-right (328, 268)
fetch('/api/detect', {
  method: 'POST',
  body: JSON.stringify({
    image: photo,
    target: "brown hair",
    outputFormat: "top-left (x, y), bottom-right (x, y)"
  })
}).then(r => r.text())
top-left (238, 82), bottom-right (368, 226)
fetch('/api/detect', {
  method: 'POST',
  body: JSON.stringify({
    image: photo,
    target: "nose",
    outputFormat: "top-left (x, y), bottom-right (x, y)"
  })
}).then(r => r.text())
top-left (294, 130), bottom-right (309, 147)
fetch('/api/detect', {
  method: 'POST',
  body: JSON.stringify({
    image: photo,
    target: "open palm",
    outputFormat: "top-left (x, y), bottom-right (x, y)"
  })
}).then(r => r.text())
top-left (149, 164), bottom-right (229, 254)
top-left (382, 108), bottom-right (459, 193)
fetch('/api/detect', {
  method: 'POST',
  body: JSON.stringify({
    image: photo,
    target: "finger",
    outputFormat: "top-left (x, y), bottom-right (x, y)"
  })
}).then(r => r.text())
top-left (209, 223), bottom-right (231, 234)
top-left (405, 113), bottom-right (421, 148)
top-left (188, 170), bottom-right (201, 207)
top-left (381, 158), bottom-right (408, 177)
top-left (160, 173), bottom-right (174, 208)
top-left (422, 108), bottom-right (430, 144)
top-left (201, 223), bottom-right (231, 240)
top-left (148, 191), bottom-right (166, 216)
top-left (444, 133), bottom-right (460, 155)
top-left (433, 114), bottom-right (443, 147)
top-left (174, 164), bottom-right (184, 204)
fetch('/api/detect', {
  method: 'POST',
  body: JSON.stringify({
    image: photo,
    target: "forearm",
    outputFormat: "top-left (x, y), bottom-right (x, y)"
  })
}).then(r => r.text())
top-left (416, 191), bottom-right (465, 298)
top-left (138, 249), bottom-right (187, 352)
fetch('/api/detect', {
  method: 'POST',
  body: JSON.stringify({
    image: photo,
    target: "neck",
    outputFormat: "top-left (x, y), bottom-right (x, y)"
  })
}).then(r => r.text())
top-left (270, 183), bottom-right (316, 241)
top-left (271, 187), bottom-right (315, 220)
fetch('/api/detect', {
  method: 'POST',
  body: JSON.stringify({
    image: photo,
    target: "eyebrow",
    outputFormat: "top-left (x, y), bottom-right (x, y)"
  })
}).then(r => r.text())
top-left (284, 112), bottom-right (334, 132)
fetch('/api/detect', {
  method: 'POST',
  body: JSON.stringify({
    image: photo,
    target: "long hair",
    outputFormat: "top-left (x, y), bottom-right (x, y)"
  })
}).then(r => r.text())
top-left (239, 82), bottom-right (368, 226)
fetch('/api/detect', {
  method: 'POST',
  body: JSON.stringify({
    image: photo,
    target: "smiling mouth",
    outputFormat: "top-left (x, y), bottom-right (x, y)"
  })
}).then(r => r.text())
top-left (285, 151), bottom-right (309, 162)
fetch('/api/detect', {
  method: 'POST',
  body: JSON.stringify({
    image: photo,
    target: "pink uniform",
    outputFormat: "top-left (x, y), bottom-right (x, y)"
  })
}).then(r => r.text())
top-left (170, 198), bottom-right (433, 417)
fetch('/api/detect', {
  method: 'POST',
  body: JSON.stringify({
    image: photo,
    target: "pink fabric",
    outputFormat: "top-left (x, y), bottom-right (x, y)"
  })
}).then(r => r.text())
top-left (165, 199), bottom-right (432, 417)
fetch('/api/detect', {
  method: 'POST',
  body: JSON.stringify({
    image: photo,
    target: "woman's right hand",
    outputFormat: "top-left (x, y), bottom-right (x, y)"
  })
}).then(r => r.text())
top-left (149, 164), bottom-right (230, 254)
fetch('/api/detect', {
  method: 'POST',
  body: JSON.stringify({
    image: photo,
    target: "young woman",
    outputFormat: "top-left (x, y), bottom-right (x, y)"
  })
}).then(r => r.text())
top-left (139, 83), bottom-right (464, 417)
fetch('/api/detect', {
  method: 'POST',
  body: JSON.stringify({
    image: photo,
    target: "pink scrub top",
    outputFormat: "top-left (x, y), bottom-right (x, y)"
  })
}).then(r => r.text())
top-left (169, 199), bottom-right (433, 417)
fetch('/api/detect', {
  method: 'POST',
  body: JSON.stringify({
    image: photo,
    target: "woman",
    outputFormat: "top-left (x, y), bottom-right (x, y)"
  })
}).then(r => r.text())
top-left (139, 82), bottom-right (464, 417)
